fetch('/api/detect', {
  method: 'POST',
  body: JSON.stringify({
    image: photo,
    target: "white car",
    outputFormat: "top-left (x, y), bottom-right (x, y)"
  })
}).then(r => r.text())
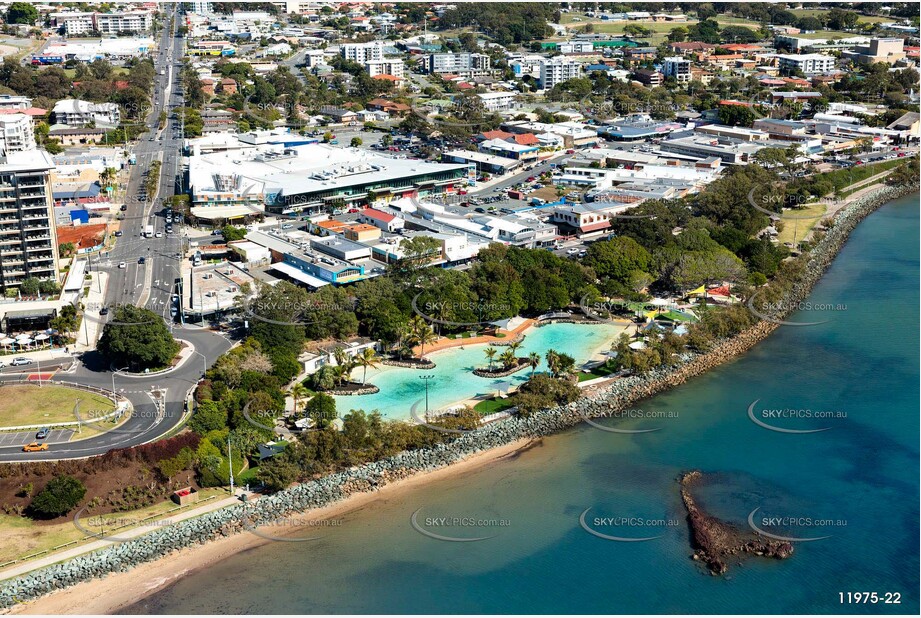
top-left (566, 248), bottom-right (579, 255)
top-left (118, 261), bottom-right (127, 268)
top-left (11, 357), bottom-right (32, 366)
top-left (281, 223), bottom-right (293, 229)
top-left (155, 232), bottom-right (163, 238)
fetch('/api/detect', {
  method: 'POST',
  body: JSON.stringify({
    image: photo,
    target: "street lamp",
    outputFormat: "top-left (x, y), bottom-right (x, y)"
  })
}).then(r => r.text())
top-left (111, 366), bottom-right (129, 394)
top-left (419, 374), bottom-right (435, 415)
top-left (192, 349), bottom-right (206, 377)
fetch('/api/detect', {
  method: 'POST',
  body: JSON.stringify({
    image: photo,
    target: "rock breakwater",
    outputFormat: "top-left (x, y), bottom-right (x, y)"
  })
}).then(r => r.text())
top-left (0, 182), bottom-right (915, 607)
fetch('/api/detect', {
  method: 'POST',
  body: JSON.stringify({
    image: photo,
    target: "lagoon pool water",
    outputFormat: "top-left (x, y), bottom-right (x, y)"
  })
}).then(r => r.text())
top-left (125, 194), bottom-right (919, 615)
top-left (333, 322), bottom-right (623, 419)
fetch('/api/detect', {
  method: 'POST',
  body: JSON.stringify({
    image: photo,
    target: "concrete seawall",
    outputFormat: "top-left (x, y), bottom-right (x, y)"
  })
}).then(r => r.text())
top-left (0, 182), bottom-right (916, 607)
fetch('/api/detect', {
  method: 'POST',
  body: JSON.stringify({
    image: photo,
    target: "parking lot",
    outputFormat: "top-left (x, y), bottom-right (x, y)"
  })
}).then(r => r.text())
top-left (0, 429), bottom-right (74, 447)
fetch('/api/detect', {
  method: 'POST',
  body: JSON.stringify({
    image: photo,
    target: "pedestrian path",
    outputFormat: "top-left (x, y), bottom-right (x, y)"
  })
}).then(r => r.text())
top-left (0, 491), bottom-right (247, 582)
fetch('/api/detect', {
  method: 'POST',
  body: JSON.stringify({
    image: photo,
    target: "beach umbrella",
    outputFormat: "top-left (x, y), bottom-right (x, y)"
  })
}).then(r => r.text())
top-left (34, 333), bottom-right (49, 341)
top-left (0, 338), bottom-right (14, 346)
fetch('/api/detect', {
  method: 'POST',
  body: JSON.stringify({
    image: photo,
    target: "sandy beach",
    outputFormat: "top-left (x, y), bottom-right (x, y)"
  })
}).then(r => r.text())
top-left (7, 438), bottom-right (535, 615)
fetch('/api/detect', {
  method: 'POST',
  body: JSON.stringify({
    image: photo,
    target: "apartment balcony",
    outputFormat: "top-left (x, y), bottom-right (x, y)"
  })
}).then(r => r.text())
top-left (25, 244), bottom-right (51, 252)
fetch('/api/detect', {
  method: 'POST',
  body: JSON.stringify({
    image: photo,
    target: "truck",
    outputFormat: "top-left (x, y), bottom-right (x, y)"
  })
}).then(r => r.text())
top-left (144, 224), bottom-right (154, 238)
top-left (508, 190), bottom-right (525, 200)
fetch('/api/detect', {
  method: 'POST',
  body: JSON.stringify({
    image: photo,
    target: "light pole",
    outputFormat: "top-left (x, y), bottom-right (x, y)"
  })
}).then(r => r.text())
top-left (192, 349), bottom-right (206, 377)
top-left (111, 366), bottom-right (129, 394)
top-left (419, 374), bottom-right (435, 415)
top-left (227, 437), bottom-right (235, 496)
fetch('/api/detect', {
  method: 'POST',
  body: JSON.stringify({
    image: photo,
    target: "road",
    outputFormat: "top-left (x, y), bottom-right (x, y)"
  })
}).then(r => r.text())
top-left (0, 7), bottom-right (237, 462)
top-left (0, 326), bottom-right (232, 461)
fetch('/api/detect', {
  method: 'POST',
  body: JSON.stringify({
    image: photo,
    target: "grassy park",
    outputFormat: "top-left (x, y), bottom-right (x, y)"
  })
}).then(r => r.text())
top-left (0, 385), bottom-right (115, 429)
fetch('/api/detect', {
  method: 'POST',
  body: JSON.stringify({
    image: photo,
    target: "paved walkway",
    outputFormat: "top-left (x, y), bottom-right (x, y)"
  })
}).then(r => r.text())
top-left (414, 318), bottom-right (536, 357)
top-left (0, 491), bottom-right (245, 582)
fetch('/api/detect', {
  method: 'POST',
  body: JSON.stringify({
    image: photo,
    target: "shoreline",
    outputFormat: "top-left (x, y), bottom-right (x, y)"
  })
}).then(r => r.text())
top-left (6, 438), bottom-right (535, 615)
top-left (1, 181), bottom-right (916, 612)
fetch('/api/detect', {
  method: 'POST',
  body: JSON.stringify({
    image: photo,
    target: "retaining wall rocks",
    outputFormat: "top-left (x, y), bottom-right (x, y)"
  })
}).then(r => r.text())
top-left (381, 358), bottom-right (436, 370)
top-left (0, 182), bottom-right (915, 608)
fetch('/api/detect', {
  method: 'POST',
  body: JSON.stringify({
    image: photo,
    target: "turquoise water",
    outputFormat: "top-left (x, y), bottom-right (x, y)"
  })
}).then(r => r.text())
top-left (123, 194), bottom-right (919, 614)
top-left (334, 322), bottom-right (622, 419)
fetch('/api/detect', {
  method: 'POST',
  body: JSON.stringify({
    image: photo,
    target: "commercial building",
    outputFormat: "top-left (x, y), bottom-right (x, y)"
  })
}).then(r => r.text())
top-left (186, 143), bottom-right (469, 221)
top-left (94, 11), bottom-right (154, 34)
top-left (538, 57), bottom-right (582, 89)
top-left (0, 95), bottom-right (32, 111)
top-left (777, 53), bottom-right (835, 75)
top-left (52, 99), bottom-right (120, 128)
top-left (52, 10), bottom-right (152, 34)
top-left (0, 150), bottom-right (60, 292)
top-left (33, 38), bottom-right (153, 64)
top-left (477, 91), bottom-right (516, 112)
top-left (340, 42), bottom-right (384, 63)
top-left (0, 114), bottom-right (36, 155)
top-left (844, 38), bottom-right (906, 64)
top-left (662, 56), bottom-right (691, 83)
top-left (633, 69), bottom-right (663, 87)
top-left (364, 59), bottom-right (404, 78)
top-left (428, 52), bottom-right (491, 76)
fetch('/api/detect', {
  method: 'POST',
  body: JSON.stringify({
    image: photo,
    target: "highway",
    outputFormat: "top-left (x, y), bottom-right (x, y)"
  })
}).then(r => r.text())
top-left (0, 7), bottom-right (235, 462)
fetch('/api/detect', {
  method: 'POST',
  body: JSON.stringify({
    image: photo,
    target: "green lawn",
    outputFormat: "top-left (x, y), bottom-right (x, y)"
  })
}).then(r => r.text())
top-left (776, 202), bottom-right (827, 246)
top-left (789, 8), bottom-right (892, 24)
top-left (577, 365), bottom-right (618, 382)
top-left (0, 488), bottom-right (225, 566)
top-left (473, 398), bottom-right (514, 415)
top-left (0, 385), bottom-right (114, 429)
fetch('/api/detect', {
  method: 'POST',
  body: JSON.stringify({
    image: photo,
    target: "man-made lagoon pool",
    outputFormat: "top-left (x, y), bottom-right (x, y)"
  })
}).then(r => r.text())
top-left (333, 322), bottom-right (623, 419)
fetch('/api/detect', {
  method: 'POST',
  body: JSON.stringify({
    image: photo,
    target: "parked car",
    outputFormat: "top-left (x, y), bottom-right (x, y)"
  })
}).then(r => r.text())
top-left (118, 261), bottom-right (127, 268)
top-left (11, 357), bottom-right (32, 366)
top-left (155, 232), bottom-right (163, 238)
top-left (281, 223), bottom-right (293, 229)
top-left (22, 442), bottom-right (48, 452)
top-left (138, 256), bottom-right (146, 264)
top-left (114, 230), bottom-right (123, 237)
top-left (35, 428), bottom-right (49, 439)
top-left (99, 306), bottom-right (109, 316)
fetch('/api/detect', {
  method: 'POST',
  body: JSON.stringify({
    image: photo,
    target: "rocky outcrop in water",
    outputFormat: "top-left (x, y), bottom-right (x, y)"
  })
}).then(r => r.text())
top-left (0, 182), bottom-right (915, 608)
top-left (679, 471), bottom-right (793, 575)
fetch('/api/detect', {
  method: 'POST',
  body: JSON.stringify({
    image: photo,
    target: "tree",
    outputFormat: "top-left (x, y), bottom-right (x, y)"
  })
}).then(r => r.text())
top-left (350, 136), bottom-right (362, 147)
top-left (290, 383), bottom-right (309, 416)
top-left (354, 346), bottom-right (381, 384)
top-left (484, 346), bottom-right (497, 371)
top-left (189, 400), bottom-right (227, 434)
top-left (499, 348), bottom-right (516, 370)
top-left (30, 475), bottom-right (86, 517)
top-left (528, 352), bottom-right (540, 375)
top-left (412, 318), bottom-right (437, 359)
top-left (221, 224), bottom-right (247, 241)
top-left (584, 236), bottom-right (653, 286)
top-left (97, 306), bottom-right (180, 370)
top-left (305, 392), bottom-right (337, 426)
top-left (5, 2), bottom-right (38, 24)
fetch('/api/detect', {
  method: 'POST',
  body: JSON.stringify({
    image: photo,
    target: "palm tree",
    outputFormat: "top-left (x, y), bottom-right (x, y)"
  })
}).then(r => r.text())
top-left (499, 349), bottom-right (516, 370)
top-left (355, 347), bottom-right (381, 384)
top-left (545, 349), bottom-right (560, 378)
top-left (396, 321), bottom-right (414, 359)
top-left (289, 383), bottom-right (309, 417)
top-left (484, 346), bottom-right (497, 371)
top-left (414, 322), bottom-right (437, 360)
top-left (99, 167), bottom-right (116, 191)
top-left (508, 340), bottom-right (522, 357)
top-left (528, 352), bottom-right (540, 376)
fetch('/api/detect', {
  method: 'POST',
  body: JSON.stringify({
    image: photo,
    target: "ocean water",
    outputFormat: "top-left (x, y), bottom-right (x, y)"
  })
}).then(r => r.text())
top-left (334, 321), bottom-right (622, 419)
top-left (123, 194), bottom-right (919, 615)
